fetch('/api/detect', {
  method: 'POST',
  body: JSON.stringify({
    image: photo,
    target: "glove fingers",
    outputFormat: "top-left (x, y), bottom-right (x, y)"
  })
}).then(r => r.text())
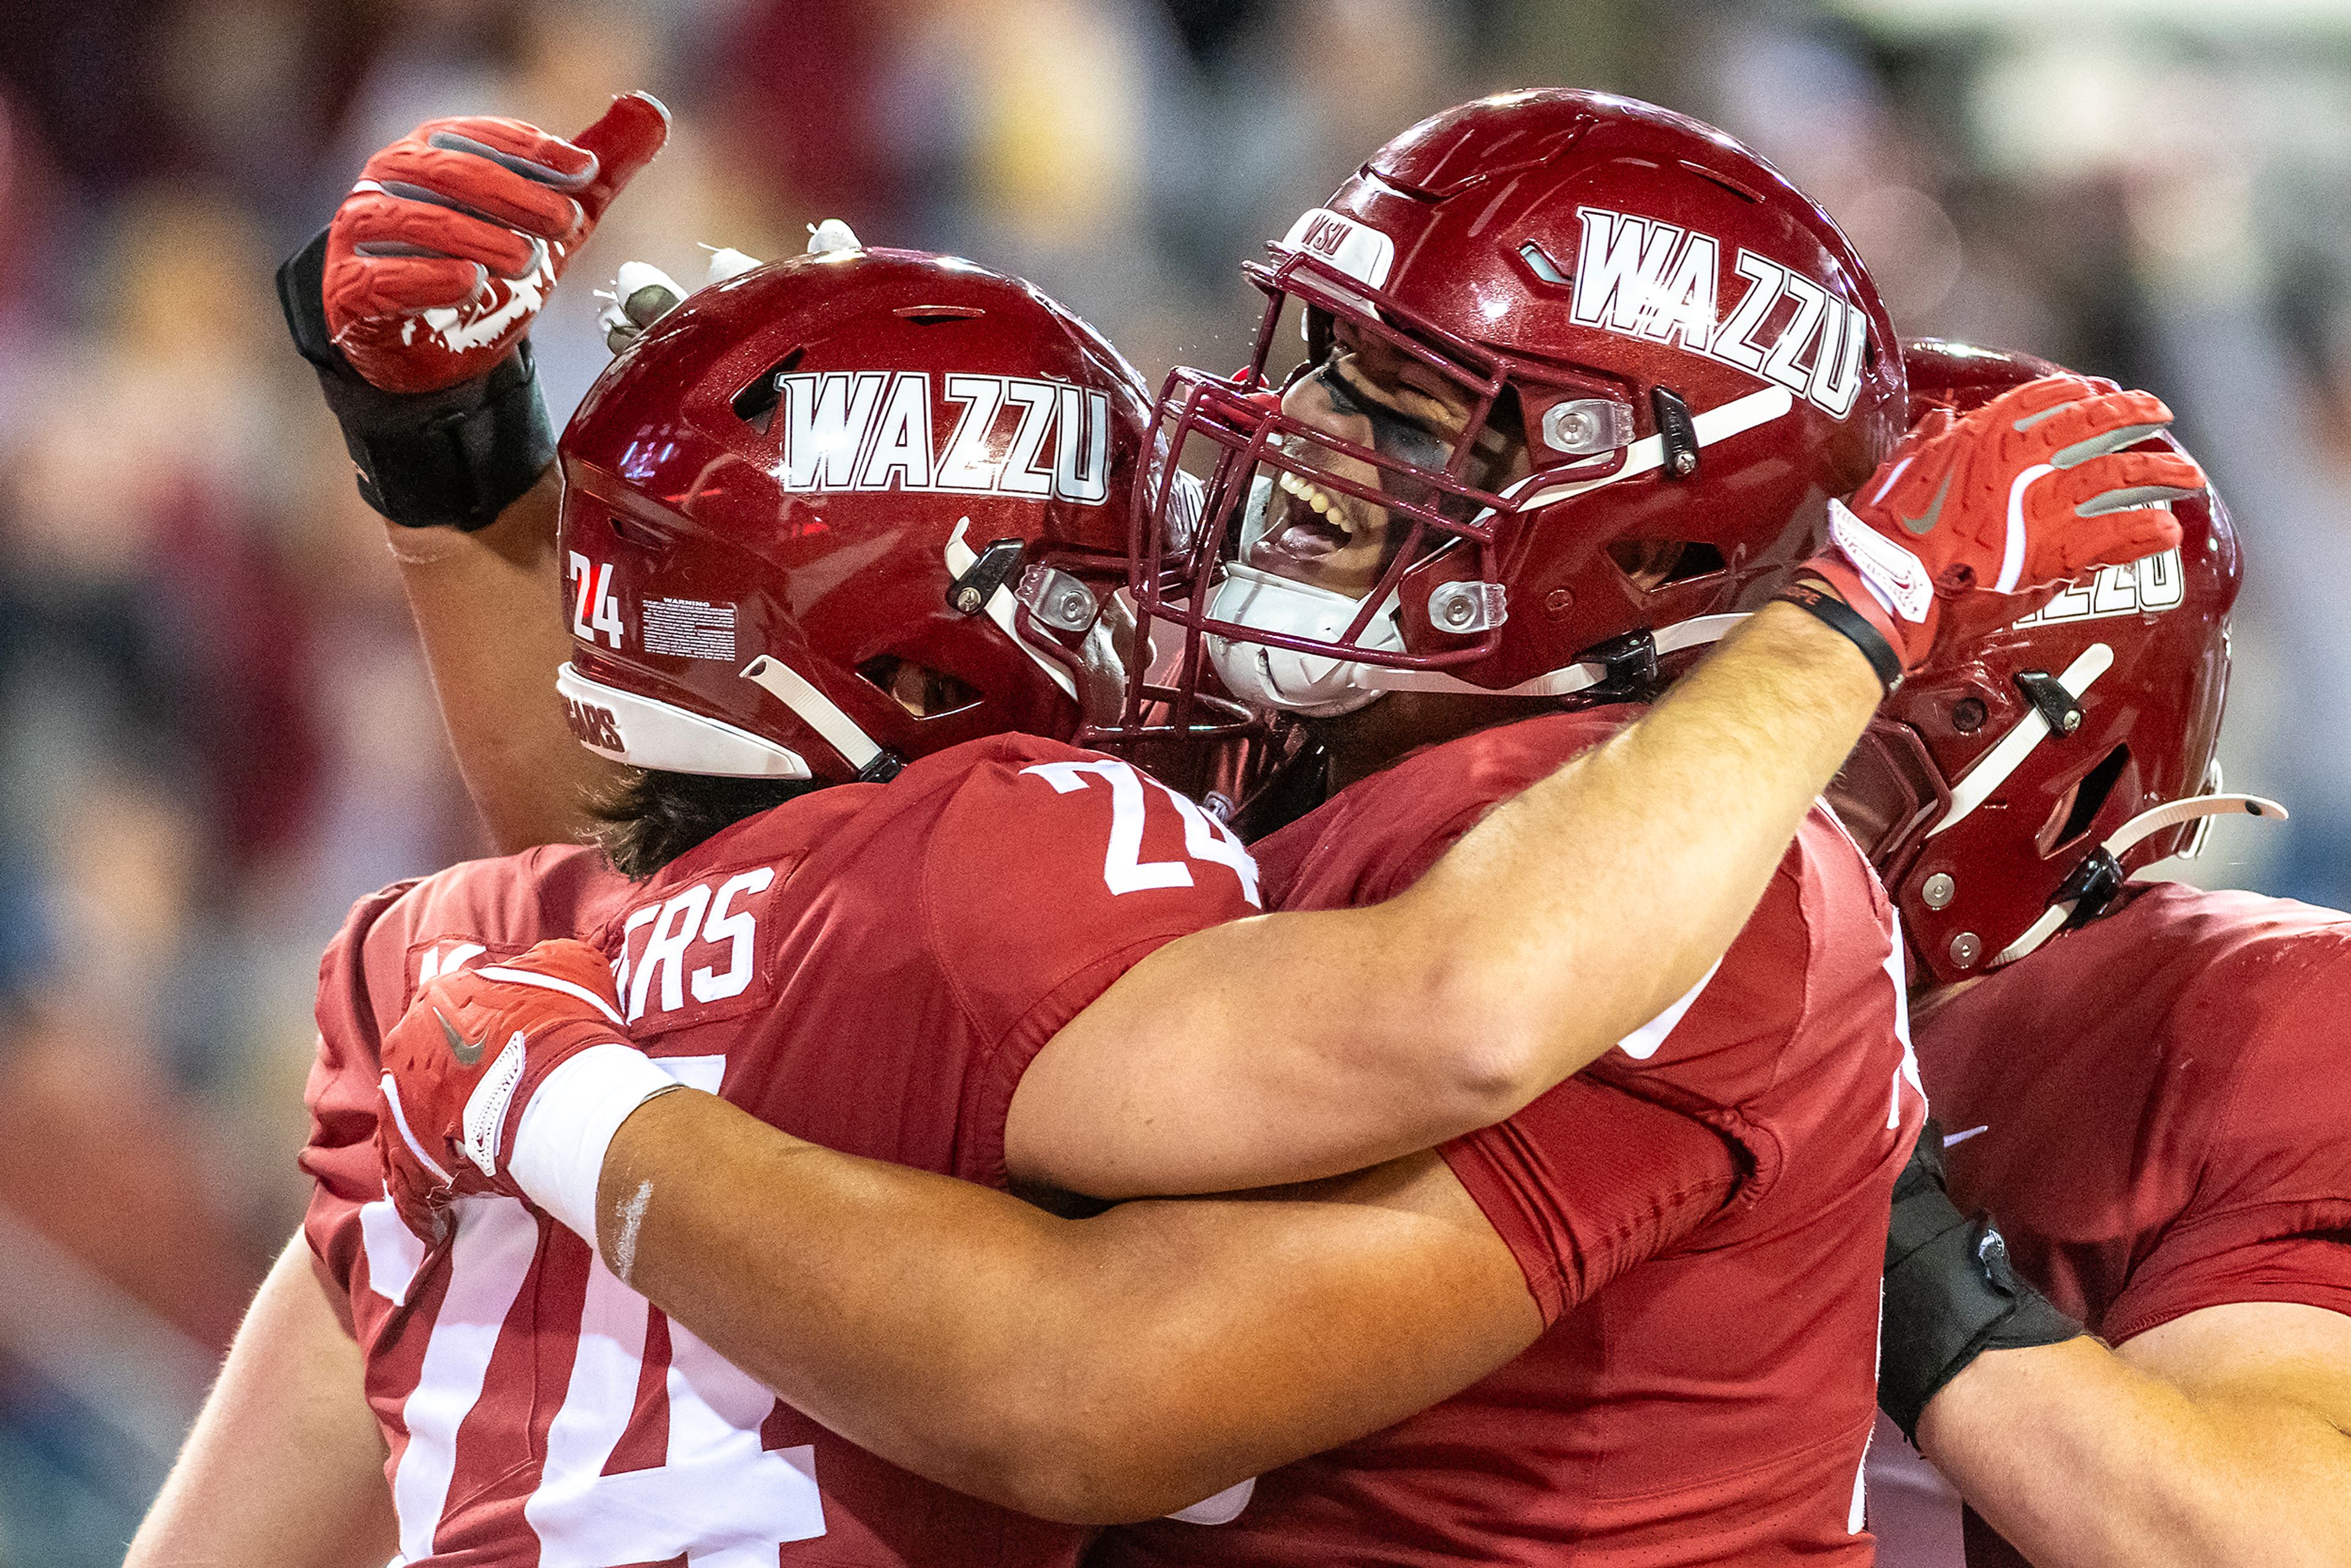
top-left (2046, 451), bottom-right (2206, 516)
top-left (412, 115), bottom-right (599, 187)
top-left (2025, 391), bottom-right (2176, 468)
top-left (2031, 506), bottom-right (2183, 579)
top-left (572, 92), bottom-right (671, 224)
top-left (1970, 372), bottom-right (2104, 437)
top-left (508, 936), bottom-right (626, 1006)
top-left (326, 252), bottom-right (487, 321)
top-left (339, 191), bottom-right (545, 280)
top-left (364, 141), bottom-right (585, 241)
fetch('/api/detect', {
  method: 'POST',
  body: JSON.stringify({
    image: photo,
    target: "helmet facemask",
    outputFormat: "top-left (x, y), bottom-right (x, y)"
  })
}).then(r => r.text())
top-left (1133, 249), bottom-right (1648, 721)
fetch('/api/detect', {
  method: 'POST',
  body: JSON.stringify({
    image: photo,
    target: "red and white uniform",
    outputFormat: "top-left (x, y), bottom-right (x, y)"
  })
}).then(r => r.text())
top-left (302, 735), bottom-right (1262, 1568)
top-left (1103, 710), bottom-right (1922, 1568)
top-left (1868, 881), bottom-right (2351, 1568)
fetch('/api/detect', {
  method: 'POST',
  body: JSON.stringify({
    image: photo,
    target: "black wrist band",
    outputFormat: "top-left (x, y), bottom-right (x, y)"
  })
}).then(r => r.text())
top-left (1878, 1122), bottom-right (2087, 1444)
top-left (277, 227), bottom-right (556, 532)
top-left (1774, 581), bottom-right (1904, 692)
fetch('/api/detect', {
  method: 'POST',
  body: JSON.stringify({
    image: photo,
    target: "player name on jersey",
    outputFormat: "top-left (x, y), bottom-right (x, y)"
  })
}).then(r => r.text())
top-left (769, 370), bottom-right (1113, 503)
top-left (1568, 205), bottom-right (1869, 420)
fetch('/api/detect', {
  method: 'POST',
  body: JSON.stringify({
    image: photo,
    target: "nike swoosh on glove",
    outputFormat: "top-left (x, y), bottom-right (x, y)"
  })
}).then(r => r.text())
top-left (1806, 373), bottom-right (2198, 673)
top-left (375, 937), bottom-right (677, 1243)
top-left (324, 92), bottom-right (669, 394)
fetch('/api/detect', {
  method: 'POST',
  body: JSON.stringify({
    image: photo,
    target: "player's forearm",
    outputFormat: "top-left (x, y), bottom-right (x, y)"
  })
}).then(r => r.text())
top-left (1920, 1337), bottom-right (2351, 1568)
top-left (1400, 598), bottom-right (1880, 1093)
top-left (598, 1092), bottom-right (1535, 1524)
top-left (386, 467), bottom-right (617, 850)
top-left (126, 1234), bottom-right (396, 1568)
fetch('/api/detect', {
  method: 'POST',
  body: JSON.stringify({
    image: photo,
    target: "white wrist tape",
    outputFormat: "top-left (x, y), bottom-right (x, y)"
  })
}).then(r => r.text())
top-left (509, 1044), bottom-right (681, 1241)
top-left (1827, 498), bottom-right (1932, 622)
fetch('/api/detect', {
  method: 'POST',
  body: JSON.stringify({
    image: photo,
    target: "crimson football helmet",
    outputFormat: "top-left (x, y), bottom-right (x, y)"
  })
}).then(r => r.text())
top-left (1832, 339), bottom-right (2283, 987)
top-left (1130, 89), bottom-right (1907, 719)
top-left (556, 245), bottom-right (1241, 786)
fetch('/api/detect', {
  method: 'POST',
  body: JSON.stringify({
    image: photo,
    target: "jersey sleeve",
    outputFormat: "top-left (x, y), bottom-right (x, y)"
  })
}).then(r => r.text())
top-left (924, 746), bottom-right (1267, 1190)
top-left (1440, 1076), bottom-right (1745, 1325)
top-left (2104, 947), bottom-right (2351, 1343)
top-left (299, 878), bottom-right (421, 1327)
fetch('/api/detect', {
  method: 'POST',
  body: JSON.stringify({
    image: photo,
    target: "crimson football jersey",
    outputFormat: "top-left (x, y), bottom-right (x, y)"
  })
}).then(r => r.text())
top-left (1101, 708), bottom-right (1922, 1568)
top-left (1867, 880), bottom-right (2351, 1568)
top-left (302, 735), bottom-right (1263, 1568)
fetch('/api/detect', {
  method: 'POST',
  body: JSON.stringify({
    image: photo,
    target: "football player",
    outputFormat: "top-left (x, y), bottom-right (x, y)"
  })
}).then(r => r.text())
top-left (350, 95), bottom-right (2185, 1568)
top-left (1853, 342), bottom-right (2351, 1567)
top-left (135, 94), bottom-right (1933, 1568)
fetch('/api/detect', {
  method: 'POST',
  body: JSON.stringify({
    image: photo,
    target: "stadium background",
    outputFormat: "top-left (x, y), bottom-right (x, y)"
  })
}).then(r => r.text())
top-left (0, 0), bottom-right (2344, 1559)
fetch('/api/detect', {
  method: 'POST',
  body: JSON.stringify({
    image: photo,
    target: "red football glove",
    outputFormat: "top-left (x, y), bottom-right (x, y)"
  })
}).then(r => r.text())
top-left (323, 92), bottom-right (669, 394)
top-left (375, 938), bottom-right (673, 1240)
top-left (1807, 373), bottom-right (2199, 672)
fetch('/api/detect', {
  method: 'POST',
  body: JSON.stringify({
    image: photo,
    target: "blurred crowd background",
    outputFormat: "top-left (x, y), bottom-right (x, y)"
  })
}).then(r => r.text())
top-left (1, 0), bottom-right (2347, 1559)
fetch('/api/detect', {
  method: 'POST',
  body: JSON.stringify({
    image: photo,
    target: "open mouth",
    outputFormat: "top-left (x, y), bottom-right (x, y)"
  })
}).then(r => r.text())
top-left (1250, 468), bottom-right (1368, 573)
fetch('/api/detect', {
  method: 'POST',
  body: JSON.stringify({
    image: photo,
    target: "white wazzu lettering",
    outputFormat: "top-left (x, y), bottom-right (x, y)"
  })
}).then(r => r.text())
top-left (2014, 549), bottom-right (2186, 626)
top-left (1567, 206), bottom-right (1869, 420)
top-left (771, 370), bottom-right (1112, 503)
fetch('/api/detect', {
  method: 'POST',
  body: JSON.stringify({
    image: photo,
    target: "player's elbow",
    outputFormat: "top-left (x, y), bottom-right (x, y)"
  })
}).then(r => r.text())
top-left (1400, 944), bottom-right (1575, 1130)
top-left (958, 1401), bottom-right (1238, 1525)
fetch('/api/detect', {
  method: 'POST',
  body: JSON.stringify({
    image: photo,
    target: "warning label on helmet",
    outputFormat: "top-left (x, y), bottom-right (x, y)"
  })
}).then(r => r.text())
top-left (645, 599), bottom-right (740, 661)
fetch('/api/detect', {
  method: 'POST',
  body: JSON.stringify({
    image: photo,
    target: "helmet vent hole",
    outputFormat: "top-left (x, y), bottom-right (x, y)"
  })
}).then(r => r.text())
top-left (858, 655), bottom-right (982, 719)
top-left (732, 348), bottom-right (806, 435)
top-left (1605, 539), bottom-right (1725, 590)
top-left (1518, 241), bottom-right (1572, 288)
top-left (2047, 744), bottom-right (2132, 853)
top-left (893, 304), bottom-right (989, 323)
top-left (1676, 160), bottom-right (1763, 203)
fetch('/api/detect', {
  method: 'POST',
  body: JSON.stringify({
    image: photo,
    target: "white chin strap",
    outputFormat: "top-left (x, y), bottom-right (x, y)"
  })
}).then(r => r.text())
top-left (1205, 560), bottom-right (1748, 717)
top-left (1989, 792), bottom-right (2289, 967)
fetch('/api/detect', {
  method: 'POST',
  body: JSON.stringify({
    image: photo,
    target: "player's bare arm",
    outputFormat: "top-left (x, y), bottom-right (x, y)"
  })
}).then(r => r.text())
top-left (1915, 1306), bottom-right (2351, 1568)
top-left (1010, 595), bottom-right (1878, 1195)
top-left (598, 1092), bottom-right (1543, 1523)
top-left (125, 1234), bottom-right (396, 1568)
top-left (1881, 1103), bottom-right (2351, 1568)
top-left (385, 468), bottom-right (616, 850)
top-left (1010, 372), bottom-right (2193, 1198)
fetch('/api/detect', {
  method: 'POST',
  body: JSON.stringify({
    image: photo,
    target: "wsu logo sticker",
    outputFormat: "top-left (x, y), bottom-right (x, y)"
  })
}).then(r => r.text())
top-left (770, 371), bottom-right (1113, 503)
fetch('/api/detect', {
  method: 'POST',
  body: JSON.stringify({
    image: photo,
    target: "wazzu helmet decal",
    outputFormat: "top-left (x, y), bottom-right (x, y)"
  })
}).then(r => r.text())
top-left (553, 244), bottom-right (1212, 788)
top-left (1129, 89), bottom-right (1907, 722)
top-left (1831, 339), bottom-right (2285, 987)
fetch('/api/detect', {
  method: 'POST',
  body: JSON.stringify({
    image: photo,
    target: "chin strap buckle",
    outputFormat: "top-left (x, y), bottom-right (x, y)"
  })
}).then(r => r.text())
top-left (2014, 670), bottom-right (2085, 737)
top-left (948, 538), bottom-right (1026, 616)
top-left (1578, 629), bottom-right (1660, 701)
top-left (2051, 846), bottom-right (2125, 932)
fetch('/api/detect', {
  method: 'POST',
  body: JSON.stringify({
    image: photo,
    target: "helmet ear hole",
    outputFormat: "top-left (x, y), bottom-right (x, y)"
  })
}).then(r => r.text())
top-left (1605, 539), bottom-right (1727, 591)
top-left (858, 655), bottom-right (982, 719)
top-left (2043, 744), bottom-right (2133, 855)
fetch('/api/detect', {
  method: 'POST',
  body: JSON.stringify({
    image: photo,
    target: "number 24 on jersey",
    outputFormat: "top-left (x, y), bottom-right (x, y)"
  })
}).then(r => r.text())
top-left (1022, 759), bottom-right (1261, 908)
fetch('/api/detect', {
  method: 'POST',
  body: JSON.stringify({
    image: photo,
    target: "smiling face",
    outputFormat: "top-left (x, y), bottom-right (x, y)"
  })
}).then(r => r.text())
top-left (1244, 321), bottom-right (1531, 599)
